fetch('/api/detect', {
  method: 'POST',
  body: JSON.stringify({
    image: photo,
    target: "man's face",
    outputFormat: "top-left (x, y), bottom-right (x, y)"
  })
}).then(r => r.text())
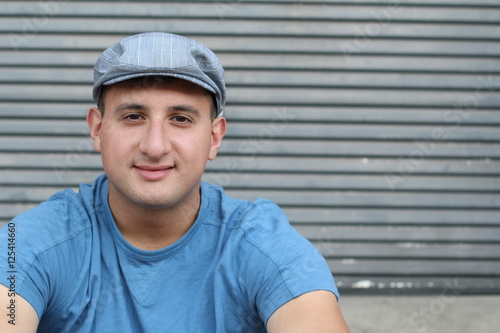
top-left (87, 78), bottom-right (226, 212)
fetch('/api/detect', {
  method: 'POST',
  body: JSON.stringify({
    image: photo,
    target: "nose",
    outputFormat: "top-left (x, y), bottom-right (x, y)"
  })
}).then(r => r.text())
top-left (139, 120), bottom-right (172, 159)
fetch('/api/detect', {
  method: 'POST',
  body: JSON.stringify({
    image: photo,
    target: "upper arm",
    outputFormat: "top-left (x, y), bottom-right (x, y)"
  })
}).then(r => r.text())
top-left (266, 290), bottom-right (350, 333)
top-left (0, 284), bottom-right (39, 333)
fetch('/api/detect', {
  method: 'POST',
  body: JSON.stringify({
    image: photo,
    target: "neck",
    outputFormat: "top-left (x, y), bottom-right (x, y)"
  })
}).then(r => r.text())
top-left (108, 188), bottom-right (201, 251)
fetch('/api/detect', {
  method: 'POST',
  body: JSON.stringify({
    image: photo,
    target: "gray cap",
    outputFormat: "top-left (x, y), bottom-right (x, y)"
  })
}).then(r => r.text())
top-left (93, 32), bottom-right (226, 115)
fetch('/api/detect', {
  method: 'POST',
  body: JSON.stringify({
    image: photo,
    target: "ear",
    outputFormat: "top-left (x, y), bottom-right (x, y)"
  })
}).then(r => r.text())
top-left (208, 116), bottom-right (227, 161)
top-left (87, 107), bottom-right (103, 153)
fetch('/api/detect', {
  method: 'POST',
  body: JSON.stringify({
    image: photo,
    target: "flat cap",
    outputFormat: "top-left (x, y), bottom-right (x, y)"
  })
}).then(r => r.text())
top-left (93, 32), bottom-right (226, 115)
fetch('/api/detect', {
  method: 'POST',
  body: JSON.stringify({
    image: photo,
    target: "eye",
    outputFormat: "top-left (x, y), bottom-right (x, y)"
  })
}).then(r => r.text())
top-left (171, 115), bottom-right (191, 123)
top-left (124, 113), bottom-right (144, 121)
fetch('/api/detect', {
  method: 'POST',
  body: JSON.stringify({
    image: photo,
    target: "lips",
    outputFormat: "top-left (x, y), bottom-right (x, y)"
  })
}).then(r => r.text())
top-left (134, 165), bottom-right (173, 181)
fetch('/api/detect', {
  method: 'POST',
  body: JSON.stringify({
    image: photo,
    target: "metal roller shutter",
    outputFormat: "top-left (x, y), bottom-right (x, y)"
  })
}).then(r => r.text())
top-left (1, 0), bottom-right (499, 294)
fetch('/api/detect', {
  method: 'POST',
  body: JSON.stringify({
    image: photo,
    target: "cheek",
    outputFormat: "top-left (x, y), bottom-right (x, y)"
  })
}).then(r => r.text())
top-left (99, 126), bottom-right (132, 160)
top-left (180, 134), bottom-right (212, 164)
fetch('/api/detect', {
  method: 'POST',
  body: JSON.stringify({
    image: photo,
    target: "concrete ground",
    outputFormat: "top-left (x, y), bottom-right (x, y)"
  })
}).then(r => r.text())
top-left (339, 295), bottom-right (499, 333)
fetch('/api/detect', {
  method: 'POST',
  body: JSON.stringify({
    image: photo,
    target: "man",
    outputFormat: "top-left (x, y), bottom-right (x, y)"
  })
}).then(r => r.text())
top-left (0, 32), bottom-right (350, 332)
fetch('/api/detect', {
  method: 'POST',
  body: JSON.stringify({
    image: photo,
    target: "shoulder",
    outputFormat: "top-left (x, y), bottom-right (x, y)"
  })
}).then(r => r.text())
top-left (205, 186), bottom-right (338, 322)
top-left (0, 188), bottom-right (94, 280)
top-left (201, 181), bottom-right (304, 246)
top-left (7, 188), bottom-right (91, 251)
top-left (0, 184), bottom-right (100, 318)
top-left (199, 183), bottom-right (339, 324)
top-left (202, 181), bottom-right (285, 221)
top-left (203, 181), bottom-right (323, 273)
top-left (4, 175), bottom-right (106, 253)
top-left (0, 181), bottom-right (100, 269)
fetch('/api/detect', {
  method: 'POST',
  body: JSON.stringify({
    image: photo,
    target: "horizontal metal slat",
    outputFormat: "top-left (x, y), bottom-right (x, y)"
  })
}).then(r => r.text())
top-left (227, 70), bottom-right (500, 89)
top-left (206, 173), bottom-right (500, 191)
top-left (295, 225), bottom-right (500, 242)
top-left (2, 17), bottom-right (500, 39)
top-left (220, 140), bottom-right (500, 158)
top-left (0, 203), bottom-right (38, 219)
top-left (228, 123), bottom-right (500, 141)
top-left (226, 87), bottom-right (500, 108)
top-left (0, 67), bottom-right (92, 83)
top-left (327, 259), bottom-right (500, 275)
top-left (315, 241), bottom-right (500, 259)
top-left (2, 1), bottom-right (500, 21)
top-left (0, 171), bottom-right (101, 187)
top-left (0, 186), bottom-right (76, 201)
top-left (284, 207), bottom-right (500, 225)
top-left (224, 106), bottom-right (500, 125)
top-left (224, 190), bottom-right (500, 209)
top-left (1, 102), bottom-right (90, 118)
top-left (0, 119), bottom-right (89, 136)
top-left (336, 276), bottom-right (499, 294)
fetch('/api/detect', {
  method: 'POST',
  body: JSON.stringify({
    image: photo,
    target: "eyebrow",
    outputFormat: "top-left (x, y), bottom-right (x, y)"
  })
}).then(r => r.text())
top-left (114, 103), bottom-right (149, 114)
top-left (113, 103), bottom-right (202, 117)
top-left (167, 104), bottom-right (201, 117)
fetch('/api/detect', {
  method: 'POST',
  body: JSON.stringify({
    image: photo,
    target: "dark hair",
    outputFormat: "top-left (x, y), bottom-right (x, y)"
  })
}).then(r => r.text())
top-left (97, 76), bottom-right (218, 120)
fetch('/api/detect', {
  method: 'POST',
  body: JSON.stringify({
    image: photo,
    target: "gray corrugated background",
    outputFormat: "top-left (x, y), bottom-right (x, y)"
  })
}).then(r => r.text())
top-left (1, 0), bottom-right (499, 295)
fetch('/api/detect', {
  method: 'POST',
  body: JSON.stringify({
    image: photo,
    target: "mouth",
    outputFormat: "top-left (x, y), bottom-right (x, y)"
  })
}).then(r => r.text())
top-left (134, 165), bottom-right (174, 181)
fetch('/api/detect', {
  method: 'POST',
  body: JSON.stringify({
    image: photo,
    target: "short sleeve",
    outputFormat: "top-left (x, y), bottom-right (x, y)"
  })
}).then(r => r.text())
top-left (234, 199), bottom-right (338, 324)
top-left (0, 192), bottom-right (90, 319)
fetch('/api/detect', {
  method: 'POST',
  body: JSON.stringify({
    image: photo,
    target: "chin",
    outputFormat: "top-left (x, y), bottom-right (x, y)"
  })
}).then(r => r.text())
top-left (134, 198), bottom-right (175, 210)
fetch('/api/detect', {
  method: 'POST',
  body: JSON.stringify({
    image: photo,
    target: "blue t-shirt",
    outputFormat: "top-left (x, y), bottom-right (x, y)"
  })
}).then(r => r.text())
top-left (0, 174), bottom-right (338, 332)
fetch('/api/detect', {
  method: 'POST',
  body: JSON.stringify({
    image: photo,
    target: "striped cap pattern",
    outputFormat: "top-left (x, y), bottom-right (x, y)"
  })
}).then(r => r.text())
top-left (93, 32), bottom-right (226, 115)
